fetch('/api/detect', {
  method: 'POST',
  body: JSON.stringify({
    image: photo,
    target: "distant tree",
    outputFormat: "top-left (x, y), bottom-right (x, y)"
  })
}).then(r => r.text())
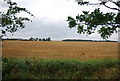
top-left (0, 0), bottom-right (34, 36)
top-left (45, 37), bottom-right (51, 41)
top-left (47, 37), bottom-right (51, 41)
top-left (29, 37), bottom-right (35, 41)
top-left (67, 0), bottom-right (120, 39)
top-left (42, 38), bottom-right (46, 41)
top-left (36, 38), bottom-right (38, 41)
top-left (39, 39), bottom-right (41, 41)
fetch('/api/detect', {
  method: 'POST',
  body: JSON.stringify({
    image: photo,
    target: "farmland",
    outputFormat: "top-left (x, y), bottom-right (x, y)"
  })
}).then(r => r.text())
top-left (2, 41), bottom-right (120, 79)
top-left (2, 41), bottom-right (119, 60)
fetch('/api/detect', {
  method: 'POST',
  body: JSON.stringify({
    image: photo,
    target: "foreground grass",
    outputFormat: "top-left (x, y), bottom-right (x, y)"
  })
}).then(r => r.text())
top-left (2, 58), bottom-right (120, 80)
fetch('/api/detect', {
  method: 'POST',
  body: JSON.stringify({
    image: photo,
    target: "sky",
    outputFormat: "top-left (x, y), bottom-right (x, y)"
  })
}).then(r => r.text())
top-left (1, 0), bottom-right (119, 41)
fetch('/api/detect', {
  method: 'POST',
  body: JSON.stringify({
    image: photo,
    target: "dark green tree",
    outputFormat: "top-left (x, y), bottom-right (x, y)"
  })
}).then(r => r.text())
top-left (47, 37), bottom-right (51, 41)
top-left (0, 0), bottom-right (34, 36)
top-left (67, 0), bottom-right (120, 39)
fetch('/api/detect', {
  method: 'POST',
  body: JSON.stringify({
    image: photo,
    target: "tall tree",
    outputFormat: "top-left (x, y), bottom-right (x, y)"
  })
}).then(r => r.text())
top-left (0, 0), bottom-right (34, 36)
top-left (67, 0), bottom-right (120, 39)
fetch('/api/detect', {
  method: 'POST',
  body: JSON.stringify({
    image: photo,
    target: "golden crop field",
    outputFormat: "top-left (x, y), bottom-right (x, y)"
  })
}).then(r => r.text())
top-left (2, 41), bottom-right (119, 60)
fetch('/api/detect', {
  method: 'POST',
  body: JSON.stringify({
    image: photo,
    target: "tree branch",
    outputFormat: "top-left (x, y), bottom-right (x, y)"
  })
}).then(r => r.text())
top-left (110, 1), bottom-right (120, 7)
top-left (103, 4), bottom-right (120, 11)
top-left (77, 1), bottom-right (120, 11)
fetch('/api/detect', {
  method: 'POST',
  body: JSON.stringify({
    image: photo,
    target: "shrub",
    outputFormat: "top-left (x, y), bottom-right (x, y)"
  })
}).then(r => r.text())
top-left (2, 58), bottom-right (120, 79)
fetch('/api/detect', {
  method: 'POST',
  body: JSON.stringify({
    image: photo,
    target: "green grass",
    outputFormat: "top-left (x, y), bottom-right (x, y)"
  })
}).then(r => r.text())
top-left (0, 61), bottom-right (2, 80)
top-left (2, 58), bottom-right (120, 80)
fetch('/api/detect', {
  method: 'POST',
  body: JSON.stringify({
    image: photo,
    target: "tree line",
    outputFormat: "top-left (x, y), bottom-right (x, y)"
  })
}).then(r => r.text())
top-left (29, 37), bottom-right (51, 41)
top-left (62, 39), bottom-right (117, 42)
top-left (2, 37), bottom-right (51, 41)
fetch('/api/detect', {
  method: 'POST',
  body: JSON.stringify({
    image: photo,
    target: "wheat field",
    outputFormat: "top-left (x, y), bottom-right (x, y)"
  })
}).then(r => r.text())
top-left (2, 41), bottom-right (119, 60)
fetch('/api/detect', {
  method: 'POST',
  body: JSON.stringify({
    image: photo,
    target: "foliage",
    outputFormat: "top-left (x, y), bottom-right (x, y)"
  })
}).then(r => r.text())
top-left (0, 0), bottom-right (34, 36)
top-left (67, 0), bottom-right (120, 39)
top-left (2, 58), bottom-right (120, 79)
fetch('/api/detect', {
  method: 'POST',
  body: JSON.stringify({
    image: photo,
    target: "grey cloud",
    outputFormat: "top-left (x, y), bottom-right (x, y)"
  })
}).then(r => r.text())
top-left (3, 14), bottom-right (118, 41)
top-left (1, 0), bottom-right (118, 41)
top-left (0, 1), bottom-right (9, 8)
top-left (4, 17), bottom-right (118, 41)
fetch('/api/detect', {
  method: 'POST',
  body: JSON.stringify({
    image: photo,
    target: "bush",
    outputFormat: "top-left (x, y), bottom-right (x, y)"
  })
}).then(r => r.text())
top-left (2, 58), bottom-right (120, 80)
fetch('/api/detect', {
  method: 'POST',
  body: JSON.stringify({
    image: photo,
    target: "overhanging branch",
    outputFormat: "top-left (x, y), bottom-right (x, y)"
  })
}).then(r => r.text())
top-left (103, 4), bottom-right (120, 11)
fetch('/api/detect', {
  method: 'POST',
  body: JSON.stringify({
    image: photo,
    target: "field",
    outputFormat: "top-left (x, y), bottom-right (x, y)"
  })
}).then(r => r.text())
top-left (2, 41), bottom-right (120, 79)
top-left (2, 41), bottom-right (119, 60)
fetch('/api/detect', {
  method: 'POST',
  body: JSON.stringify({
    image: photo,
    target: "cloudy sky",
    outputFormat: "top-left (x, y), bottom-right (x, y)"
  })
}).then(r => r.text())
top-left (1, 0), bottom-right (119, 41)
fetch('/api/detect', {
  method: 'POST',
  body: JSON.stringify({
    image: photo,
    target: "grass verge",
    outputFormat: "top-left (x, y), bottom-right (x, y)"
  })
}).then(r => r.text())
top-left (2, 58), bottom-right (120, 80)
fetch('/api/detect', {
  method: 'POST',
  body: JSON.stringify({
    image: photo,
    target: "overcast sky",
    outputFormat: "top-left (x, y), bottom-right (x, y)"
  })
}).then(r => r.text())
top-left (1, 0), bottom-right (119, 41)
